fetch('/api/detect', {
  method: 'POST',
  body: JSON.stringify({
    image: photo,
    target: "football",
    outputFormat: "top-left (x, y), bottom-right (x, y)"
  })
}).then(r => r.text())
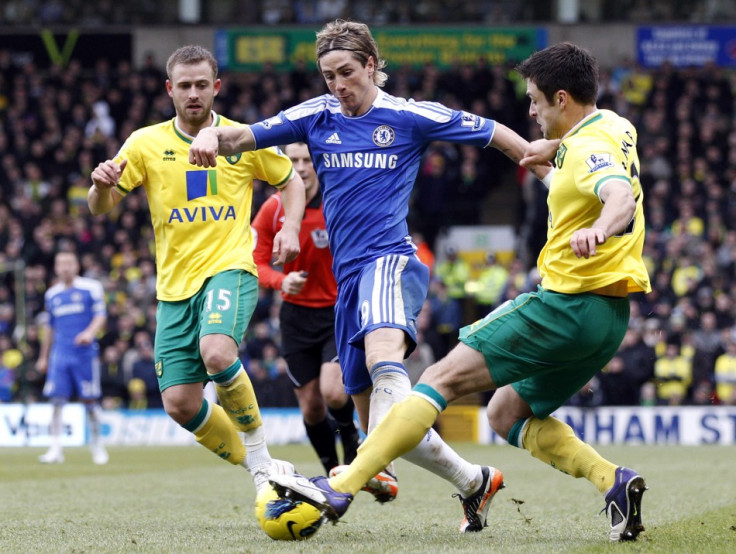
top-left (254, 483), bottom-right (323, 540)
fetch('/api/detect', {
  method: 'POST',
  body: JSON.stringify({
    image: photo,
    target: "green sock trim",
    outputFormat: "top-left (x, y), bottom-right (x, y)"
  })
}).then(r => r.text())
top-left (507, 418), bottom-right (528, 449)
top-left (209, 359), bottom-right (242, 384)
top-left (411, 383), bottom-right (447, 411)
top-left (183, 399), bottom-right (209, 432)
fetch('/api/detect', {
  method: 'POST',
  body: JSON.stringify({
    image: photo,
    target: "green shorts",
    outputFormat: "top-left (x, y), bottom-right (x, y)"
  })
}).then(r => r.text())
top-left (154, 270), bottom-right (258, 392)
top-left (459, 286), bottom-right (630, 418)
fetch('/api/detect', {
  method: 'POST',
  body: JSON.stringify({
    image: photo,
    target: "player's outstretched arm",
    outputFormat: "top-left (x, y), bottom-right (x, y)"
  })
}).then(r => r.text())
top-left (189, 126), bottom-right (256, 168)
top-left (271, 172), bottom-right (306, 265)
top-left (521, 138), bottom-right (562, 168)
top-left (490, 123), bottom-right (554, 181)
top-left (89, 159), bottom-right (126, 215)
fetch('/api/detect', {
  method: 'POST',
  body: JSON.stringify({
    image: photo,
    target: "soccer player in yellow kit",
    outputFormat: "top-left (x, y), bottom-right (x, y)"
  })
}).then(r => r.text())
top-left (89, 45), bottom-right (306, 492)
top-left (271, 42), bottom-right (651, 542)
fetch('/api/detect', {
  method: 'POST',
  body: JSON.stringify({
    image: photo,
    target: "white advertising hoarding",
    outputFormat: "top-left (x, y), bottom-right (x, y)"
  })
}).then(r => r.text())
top-left (3, 404), bottom-right (735, 446)
top-left (478, 406), bottom-right (736, 446)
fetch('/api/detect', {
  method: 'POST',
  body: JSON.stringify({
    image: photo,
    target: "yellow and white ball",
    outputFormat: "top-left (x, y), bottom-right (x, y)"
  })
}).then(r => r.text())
top-left (254, 483), bottom-right (323, 540)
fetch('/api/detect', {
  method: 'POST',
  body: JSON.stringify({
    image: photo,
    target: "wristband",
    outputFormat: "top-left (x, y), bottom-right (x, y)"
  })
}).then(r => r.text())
top-left (541, 169), bottom-right (555, 188)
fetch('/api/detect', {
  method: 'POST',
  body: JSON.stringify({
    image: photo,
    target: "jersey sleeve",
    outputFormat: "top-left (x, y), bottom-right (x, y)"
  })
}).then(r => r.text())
top-left (566, 136), bottom-right (632, 201)
top-left (251, 194), bottom-right (286, 291)
top-left (89, 279), bottom-right (107, 317)
top-left (409, 101), bottom-right (495, 147)
top-left (251, 146), bottom-right (294, 189)
top-left (250, 110), bottom-right (307, 150)
top-left (43, 290), bottom-right (54, 327)
top-left (114, 132), bottom-right (146, 195)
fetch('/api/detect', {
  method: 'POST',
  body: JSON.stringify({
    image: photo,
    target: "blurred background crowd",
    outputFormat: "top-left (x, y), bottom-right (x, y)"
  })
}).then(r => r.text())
top-left (1, 5), bottom-right (736, 412)
top-left (2, 0), bottom-right (734, 26)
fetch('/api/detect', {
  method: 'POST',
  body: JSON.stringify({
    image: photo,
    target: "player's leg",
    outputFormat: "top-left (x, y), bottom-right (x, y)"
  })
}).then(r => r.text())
top-left (293, 376), bottom-right (339, 473)
top-left (358, 255), bottom-right (487, 505)
top-left (310, 303), bottom-right (359, 462)
top-left (39, 353), bottom-right (69, 464)
top-left (82, 399), bottom-right (108, 465)
top-left (39, 400), bottom-right (66, 463)
top-left (200, 271), bottom-right (292, 487)
top-left (76, 349), bottom-right (108, 465)
top-left (486, 291), bottom-right (646, 541)
top-left (272, 342), bottom-right (501, 524)
top-left (492, 387), bottom-right (646, 541)
top-left (490, 386), bottom-right (618, 490)
top-left (332, 276), bottom-right (400, 501)
top-left (320, 361), bottom-right (360, 464)
top-left (155, 283), bottom-right (270, 485)
top-left (281, 302), bottom-right (340, 472)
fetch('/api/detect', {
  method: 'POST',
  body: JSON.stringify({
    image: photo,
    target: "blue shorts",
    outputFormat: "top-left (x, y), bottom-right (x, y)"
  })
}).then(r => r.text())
top-left (335, 254), bottom-right (430, 395)
top-left (43, 346), bottom-right (101, 400)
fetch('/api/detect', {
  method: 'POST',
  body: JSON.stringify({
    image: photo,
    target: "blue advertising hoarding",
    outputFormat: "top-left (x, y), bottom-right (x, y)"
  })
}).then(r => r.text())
top-left (637, 26), bottom-right (736, 67)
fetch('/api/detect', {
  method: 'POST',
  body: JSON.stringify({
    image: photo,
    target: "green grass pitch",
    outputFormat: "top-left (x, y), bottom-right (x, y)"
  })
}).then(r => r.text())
top-left (2, 443), bottom-right (735, 553)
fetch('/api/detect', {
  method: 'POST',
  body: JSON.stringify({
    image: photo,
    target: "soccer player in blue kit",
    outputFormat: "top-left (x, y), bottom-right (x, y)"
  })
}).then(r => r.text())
top-left (37, 251), bottom-right (109, 465)
top-left (190, 19), bottom-right (551, 531)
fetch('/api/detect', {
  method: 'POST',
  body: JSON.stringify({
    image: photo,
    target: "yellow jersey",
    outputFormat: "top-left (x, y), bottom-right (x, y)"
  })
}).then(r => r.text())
top-left (538, 109), bottom-right (651, 295)
top-left (114, 114), bottom-right (293, 301)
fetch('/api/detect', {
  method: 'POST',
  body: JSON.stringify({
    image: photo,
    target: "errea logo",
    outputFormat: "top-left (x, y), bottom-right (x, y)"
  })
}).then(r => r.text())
top-left (163, 149), bottom-right (175, 161)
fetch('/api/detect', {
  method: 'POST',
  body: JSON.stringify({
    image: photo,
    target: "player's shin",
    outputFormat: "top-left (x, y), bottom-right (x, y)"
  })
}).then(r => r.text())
top-left (209, 360), bottom-right (273, 470)
top-left (184, 398), bottom-right (246, 464)
top-left (520, 416), bottom-right (617, 493)
top-left (368, 366), bottom-right (481, 494)
top-left (367, 362), bottom-right (411, 475)
top-left (210, 360), bottom-right (263, 432)
top-left (330, 391), bottom-right (441, 495)
top-left (305, 418), bottom-right (340, 472)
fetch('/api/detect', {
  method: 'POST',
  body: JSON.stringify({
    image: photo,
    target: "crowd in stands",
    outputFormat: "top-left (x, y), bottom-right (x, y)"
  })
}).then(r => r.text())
top-left (2, 0), bottom-right (734, 27)
top-left (1, 40), bottom-right (736, 410)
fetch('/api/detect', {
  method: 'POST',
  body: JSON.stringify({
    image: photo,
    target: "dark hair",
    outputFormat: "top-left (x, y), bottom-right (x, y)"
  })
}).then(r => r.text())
top-left (515, 42), bottom-right (598, 105)
top-left (315, 19), bottom-right (388, 87)
top-left (166, 45), bottom-right (218, 81)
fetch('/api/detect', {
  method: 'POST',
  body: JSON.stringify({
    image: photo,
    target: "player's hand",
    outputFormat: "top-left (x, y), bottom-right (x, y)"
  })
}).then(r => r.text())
top-left (91, 159), bottom-right (127, 190)
top-left (74, 330), bottom-right (94, 346)
top-left (570, 228), bottom-right (607, 258)
top-left (520, 139), bottom-right (561, 167)
top-left (35, 358), bottom-right (48, 374)
top-left (271, 227), bottom-right (301, 265)
top-left (281, 271), bottom-right (308, 295)
top-left (189, 128), bottom-right (219, 168)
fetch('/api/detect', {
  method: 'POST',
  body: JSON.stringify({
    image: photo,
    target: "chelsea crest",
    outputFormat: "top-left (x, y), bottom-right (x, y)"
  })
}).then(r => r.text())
top-left (372, 125), bottom-right (395, 147)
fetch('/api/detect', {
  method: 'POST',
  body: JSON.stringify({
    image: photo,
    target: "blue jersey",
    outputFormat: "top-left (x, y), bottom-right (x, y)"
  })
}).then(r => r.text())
top-left (250, 88), bottom-right (495, 282)
top-left (44, 277), bottom-right (106, 353)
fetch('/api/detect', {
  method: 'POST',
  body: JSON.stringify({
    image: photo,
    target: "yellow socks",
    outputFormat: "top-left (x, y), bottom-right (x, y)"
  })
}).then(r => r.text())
top-left (209, 360), bottom-right (262, 432)
top-left (184, 399), bottom-right (245, 465)
top-left (522, 416), bottom-right (616, 493)
top-left (330, 393), bottom-right (440, 495)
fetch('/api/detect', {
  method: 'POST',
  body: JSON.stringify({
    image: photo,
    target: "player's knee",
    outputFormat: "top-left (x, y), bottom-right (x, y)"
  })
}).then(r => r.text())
top-left (301, 398), bottom-right (327, 423)
top-left (200, 348), bottom-right (234, 374)
top-left (486, 401), bottom-right (512, 440)
top-left (321, 383), bottom-right (346, 408)
top-left (162, 392), bottom-right (199, 425)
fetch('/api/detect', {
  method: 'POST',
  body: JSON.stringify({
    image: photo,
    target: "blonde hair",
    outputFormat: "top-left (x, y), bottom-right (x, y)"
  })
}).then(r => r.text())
top-left (316, 19), bottom-right (388, 87)
top-left (166, 45), bottom-right (218, 81)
